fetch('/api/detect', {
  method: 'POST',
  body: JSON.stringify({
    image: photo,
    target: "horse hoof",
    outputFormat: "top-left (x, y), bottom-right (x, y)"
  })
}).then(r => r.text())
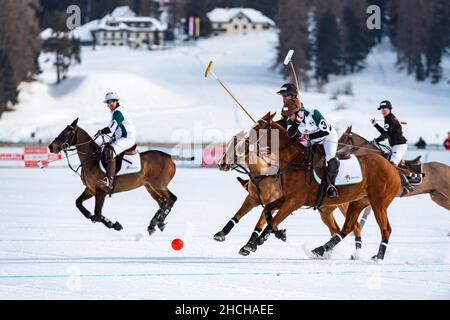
top-left (350, 249), bottom-right (361, 260)
top-left (90, 215), bottom-right (100, 223)
top-left (371, 255), bottom-right (383, 262)
top-left (311, 246), bottom-right (326, 257)
top-left (243, 241), bottom-right (257, 252)
top-left (157, 222), bottom-right (167, 232)
top-left (213, 232), bottom-right (226, 242)
top-left (148, 227), bottom-right (156, 236)
top-left (274, 229), bottom-right (287, 242)
top-left (113, 222), bottom-right (123, 231)
top-left (238, 248), bottom-right (250, 256)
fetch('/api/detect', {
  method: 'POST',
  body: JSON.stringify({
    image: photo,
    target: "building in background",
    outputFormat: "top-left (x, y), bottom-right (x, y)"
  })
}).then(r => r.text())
top-left (207, 8), bottom-right (275, 36)
top-left (42, 6), bottom-right (169, 47)
top-left (92, 6), bottom-right (167, 47)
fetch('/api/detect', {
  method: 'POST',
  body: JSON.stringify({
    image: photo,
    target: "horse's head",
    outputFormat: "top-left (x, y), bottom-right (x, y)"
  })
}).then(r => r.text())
top-left (218, 130), bottom-right (248, 171)
top-left (48, 118), bottom-right (79, 154)
top-left (339, 125), bottom-right (353, 144)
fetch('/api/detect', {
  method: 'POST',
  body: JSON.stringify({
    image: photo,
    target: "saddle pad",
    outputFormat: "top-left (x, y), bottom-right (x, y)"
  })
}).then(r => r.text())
top-left (99, 152), bottom-right (142, 176)
top-left (313, 155), bottom-right (363, 186)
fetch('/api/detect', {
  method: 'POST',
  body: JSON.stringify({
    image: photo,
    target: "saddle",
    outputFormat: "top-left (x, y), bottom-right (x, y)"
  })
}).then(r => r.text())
top-left (100, 144), bottom-right (137, 175)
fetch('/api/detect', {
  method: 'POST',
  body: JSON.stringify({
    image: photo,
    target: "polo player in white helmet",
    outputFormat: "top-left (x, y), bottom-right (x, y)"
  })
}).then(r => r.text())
top-left (97, 92), bottom-right (137, 193)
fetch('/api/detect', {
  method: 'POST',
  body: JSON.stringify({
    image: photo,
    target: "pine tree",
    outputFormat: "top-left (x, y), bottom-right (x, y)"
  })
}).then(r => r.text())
top-left (342, 6), bottom-right (371, 73)
top-left (425, 0), bottom-right (450, 83)
top-left (276, 0), bottom-right (310, 86)
top-left (315, 9), bottom-right (343, 82)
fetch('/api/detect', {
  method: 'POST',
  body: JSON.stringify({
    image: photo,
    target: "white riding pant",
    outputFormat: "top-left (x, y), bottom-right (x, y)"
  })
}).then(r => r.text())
top-left (390, 144), bottom-right (408, 166)
top-left (300, 128), bottom-right (338, 162)
top-left (110, 137), bottom-right (135, 156)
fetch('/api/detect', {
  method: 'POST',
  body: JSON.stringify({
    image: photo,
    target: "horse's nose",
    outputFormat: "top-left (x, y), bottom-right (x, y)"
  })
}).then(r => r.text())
top-left (48, 143), bottom-right (54, 153)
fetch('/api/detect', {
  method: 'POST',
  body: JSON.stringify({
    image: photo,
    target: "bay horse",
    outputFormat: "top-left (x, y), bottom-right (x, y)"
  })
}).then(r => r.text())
top-left (339, 126), bottom-right (450, 209)
top-left (215, 130), bottom-right (361, 256)
top-left (48, 118), bottom-right (178, 235)
top-left (243, 113), bottom-right (400, 261)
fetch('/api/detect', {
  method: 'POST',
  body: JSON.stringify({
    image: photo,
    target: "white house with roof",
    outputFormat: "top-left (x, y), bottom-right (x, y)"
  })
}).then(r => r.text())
top-left (207, 8), bottom-right (275, 36)
top-left (92, 6), bottom-right (168, 47)
top-left (49, 6), bottom-right (168, 47)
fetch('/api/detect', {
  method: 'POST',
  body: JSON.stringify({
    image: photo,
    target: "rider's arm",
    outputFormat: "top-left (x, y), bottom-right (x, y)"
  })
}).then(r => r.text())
top-left (308, 109), bottom-right (331, 140)
top-left (374, 117), bottom-right (398, 142)
top-left (108, 110), bottom-right (125, 133)
top-left (99, 127), bottom-right (111, 134)
top-left (286, 119), bottom-right (301, 140)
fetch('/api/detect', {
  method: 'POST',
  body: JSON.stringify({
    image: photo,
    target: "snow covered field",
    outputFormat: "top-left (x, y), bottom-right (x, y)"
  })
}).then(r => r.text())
top-left (0, 167), bottom-right (449, 299)
top-left (0, 30), bottom-right (449, 146)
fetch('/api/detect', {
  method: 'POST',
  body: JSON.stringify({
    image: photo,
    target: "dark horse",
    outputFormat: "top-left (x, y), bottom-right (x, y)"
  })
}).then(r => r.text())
top-left (48, 118), bottom-right (178, 234)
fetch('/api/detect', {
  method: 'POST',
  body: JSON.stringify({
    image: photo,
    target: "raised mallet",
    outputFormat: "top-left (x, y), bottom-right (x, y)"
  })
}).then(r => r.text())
top-left (284, 49), bottom-right (300, 99)
top-left (204, 61), bottom-right (257, 124)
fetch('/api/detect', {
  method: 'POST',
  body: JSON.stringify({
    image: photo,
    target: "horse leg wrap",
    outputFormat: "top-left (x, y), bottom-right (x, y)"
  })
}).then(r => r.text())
top-left (239, 229), bottom-right (261, 255)
top-left (222, 218), bottom-right (239, 235)
top-left (324, 232), bottom-right (345, 251)
top-left (355, 236), bottom-right (362, 250)
top-left (156, 205), bottom-right (172, 231)
top-left (273, 229), bottom-right (287, 242)
top-left (257, 225), bottom-right (272, 245)
top-left (373, 240), bottom-right (388, 260)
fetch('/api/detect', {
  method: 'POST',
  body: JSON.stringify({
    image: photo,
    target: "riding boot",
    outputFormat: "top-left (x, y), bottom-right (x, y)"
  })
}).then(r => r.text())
top-left (106, 155), bottom-right (116, 195)
top-left (399, 173), bottom-right (414, 194)
top-left (327, 157), bottom-right (340, 198)
top-left (236, 177), bottom-right (249, 191)
top-left (98, 145), bottom-right (115, 194)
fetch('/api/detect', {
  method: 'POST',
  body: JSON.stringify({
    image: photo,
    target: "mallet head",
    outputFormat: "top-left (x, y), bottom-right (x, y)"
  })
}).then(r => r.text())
top-left (204, 61), bottom-right (213, 78)
top-left (284, 50), bottom-right (294, 66)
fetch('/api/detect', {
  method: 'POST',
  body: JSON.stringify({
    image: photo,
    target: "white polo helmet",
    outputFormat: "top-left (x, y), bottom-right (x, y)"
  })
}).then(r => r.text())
top-left (103, 92), bottom-right (119, 103)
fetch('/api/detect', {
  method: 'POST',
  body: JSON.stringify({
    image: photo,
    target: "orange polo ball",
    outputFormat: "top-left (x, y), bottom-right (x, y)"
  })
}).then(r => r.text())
top-left (171, 238), bottom-right (184, 251)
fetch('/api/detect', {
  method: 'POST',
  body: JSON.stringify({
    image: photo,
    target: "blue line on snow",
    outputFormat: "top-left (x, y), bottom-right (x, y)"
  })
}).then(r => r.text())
top-left (1, 269), bottom-right (450, 280)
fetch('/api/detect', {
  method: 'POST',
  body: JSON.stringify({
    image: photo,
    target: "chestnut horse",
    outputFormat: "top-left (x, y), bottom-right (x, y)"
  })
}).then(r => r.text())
top-left (339, 126), bottom-right (450, 209)
top-left (216, 130), bottom-right (360, 256)
top-left (243, 113), bottom-right (400, 261)
top-left (48, 118), bottom-right (178, 235)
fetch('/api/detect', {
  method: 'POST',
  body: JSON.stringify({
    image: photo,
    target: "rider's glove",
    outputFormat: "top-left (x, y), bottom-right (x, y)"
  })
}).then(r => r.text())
top-left (370, 118), bottom-right (377, 126)
top-left (97, 127), bottom-right (111, 135)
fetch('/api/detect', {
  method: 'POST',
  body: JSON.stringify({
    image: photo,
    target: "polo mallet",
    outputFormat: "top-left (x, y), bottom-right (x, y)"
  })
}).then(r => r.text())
top-left (283, 49), bottom-right (300, 99)
top-left (375, 119), bottom-right (408, 125)
top-left (204, 61), bottom-right (257, 124)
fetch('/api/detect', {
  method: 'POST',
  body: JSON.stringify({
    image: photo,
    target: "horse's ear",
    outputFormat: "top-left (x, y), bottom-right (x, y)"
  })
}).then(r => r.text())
top-left (70, 118), bottom-right (79, 128)
top-left (268, 112), bottom-right (277, 122)
top-left (348, 125), bottom-right (352, 132)
top-left (262, 112), bottom-right (271, 120)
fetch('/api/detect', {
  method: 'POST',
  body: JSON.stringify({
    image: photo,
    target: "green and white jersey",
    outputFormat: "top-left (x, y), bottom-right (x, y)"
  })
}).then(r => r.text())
top-left (288, 107), bottom-right (331, 137)
top-left (108, 106), bottom-right (136, 140)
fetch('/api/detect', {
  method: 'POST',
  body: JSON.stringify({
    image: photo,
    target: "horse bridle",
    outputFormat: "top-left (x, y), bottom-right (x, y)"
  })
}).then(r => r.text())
top-left (230, 120), bottom-right (311, 207)
top-left (56, 125), bottom-right (103, 176)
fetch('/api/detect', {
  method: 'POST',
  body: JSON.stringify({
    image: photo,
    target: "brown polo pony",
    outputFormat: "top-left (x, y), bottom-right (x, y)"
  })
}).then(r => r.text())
top-left (339, 126), bottom-right (450, 208)
top-left (48, 118), bottom-right (178, 234)
top-left (242, 113), bottom-right (400, 260)
top-left (216, 131), bottom-right (361, 257)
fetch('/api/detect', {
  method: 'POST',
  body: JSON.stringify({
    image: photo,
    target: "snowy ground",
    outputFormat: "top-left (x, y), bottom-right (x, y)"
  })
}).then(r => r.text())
top-left (0, 31), bottom-right (449, 145)
top-left (0, 167), bottom-right (449, 299)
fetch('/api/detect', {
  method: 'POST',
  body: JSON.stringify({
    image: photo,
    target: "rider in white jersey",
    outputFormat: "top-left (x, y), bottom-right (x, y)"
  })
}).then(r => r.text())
top-left (97, 92), bottom-right (136, 194)
top-left (282, 98), bottom-right (340, 198)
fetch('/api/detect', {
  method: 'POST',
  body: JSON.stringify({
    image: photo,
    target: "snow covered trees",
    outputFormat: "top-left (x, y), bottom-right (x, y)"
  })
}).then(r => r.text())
top-left (276, 0), bottom-right (450, 85)
top-left (0, 0), bottom-right (41, 118)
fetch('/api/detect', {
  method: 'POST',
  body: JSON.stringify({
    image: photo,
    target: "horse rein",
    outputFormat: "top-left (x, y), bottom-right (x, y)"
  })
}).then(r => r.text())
top-left (58, 126), bottom-right (107, 176)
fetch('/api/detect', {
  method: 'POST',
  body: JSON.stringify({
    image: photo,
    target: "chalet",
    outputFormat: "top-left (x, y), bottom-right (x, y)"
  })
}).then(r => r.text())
top-left (207, 8), bottom-right (275, 36)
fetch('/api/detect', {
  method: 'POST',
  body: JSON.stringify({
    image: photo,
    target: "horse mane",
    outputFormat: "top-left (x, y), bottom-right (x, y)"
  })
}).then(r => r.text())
top-left (76, 126), bottom-right (100, 151)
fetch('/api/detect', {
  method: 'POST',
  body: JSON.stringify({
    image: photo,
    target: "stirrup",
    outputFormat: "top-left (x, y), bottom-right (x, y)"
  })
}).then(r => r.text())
top-left (327, 185), bottom-right (338, 198)
top-left (97, 177), bottom-right (113, 193)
